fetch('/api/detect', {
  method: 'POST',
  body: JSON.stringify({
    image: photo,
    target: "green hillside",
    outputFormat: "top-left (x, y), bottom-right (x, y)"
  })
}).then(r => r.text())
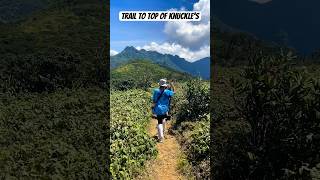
top-left (0, 1), bottom-right (110, 179)
top-left (111, 46), bottom-right (210, 79)
top-left (111, 60), bottom-right (193, 90)
top-left (0, 0), bottom-right (107, 93)
top-left (0, 0), bottom-right (105, 55)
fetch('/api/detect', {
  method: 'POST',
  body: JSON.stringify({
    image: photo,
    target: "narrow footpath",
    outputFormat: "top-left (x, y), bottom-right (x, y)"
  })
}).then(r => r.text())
top-left (138, 118), bottom-right (186, 180)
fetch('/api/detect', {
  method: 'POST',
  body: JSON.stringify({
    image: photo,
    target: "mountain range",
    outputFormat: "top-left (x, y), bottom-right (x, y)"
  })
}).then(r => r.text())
top-left (110, 46), bottom-right (210, 79)
top-left (213, 0), bottom-right (320, 54)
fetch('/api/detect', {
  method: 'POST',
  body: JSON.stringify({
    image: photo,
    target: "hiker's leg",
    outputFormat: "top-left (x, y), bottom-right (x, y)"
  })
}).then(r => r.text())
top-left (157, 116), bottom-right (166, 141)
top-left (162, 118), bottom-right (166, 137)
top-left (158, 124), bottom-right (164, 140)
top-left (157, 116), bottom-right (164, 141)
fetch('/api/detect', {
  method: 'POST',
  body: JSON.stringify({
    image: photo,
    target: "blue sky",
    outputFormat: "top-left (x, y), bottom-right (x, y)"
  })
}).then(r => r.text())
top-left (110, 0), bottom-right (210, 62)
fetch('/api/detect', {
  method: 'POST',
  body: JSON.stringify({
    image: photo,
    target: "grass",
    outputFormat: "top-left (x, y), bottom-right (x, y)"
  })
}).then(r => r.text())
top-left (177, 149), bottom-right (195, 180)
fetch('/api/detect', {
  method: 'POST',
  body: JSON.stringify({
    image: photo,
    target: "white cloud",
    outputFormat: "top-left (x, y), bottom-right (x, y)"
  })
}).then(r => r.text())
top-left (164, 0), bottom-right (210, 50)
top-left (136, 42), bottom-right (209, 62)
top-left (193, 0), bottom-right (210, 22)
top-left (135, 0), bottom-right (210, 62)
top-left (110, 50), bottom-right (118, 56)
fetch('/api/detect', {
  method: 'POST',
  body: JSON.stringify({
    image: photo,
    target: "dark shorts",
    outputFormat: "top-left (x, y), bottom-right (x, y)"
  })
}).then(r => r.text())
top-left (156, 115), bottom-right (167, 124)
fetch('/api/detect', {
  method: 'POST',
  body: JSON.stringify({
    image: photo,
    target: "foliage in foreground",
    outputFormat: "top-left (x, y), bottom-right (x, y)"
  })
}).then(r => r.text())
top-left (212, 52), bottom-right (320, 179)
top-left (110, 90), bottom-right (157, 179)
top-left (174, 79), bottom-right (210, 123)
top-left (0, 88), bottom-right (109, 179)
top-left (172, 79), bottom-right (210, 179)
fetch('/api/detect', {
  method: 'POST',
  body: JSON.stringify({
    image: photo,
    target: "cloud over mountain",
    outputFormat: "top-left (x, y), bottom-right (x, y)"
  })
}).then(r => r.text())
top-left (164, 0), bottom-right (210, 50)
top-left (136, 42), bottom-right (209, 62)
top-left (110, 50), bottom-right (119, 56)
top-left (137, 0), bottom-right (210, 62)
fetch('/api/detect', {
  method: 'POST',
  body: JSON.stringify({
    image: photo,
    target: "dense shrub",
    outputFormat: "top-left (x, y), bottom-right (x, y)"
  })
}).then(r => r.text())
top-left (110, 90), bottom-right (157, 179)
top-left (0, 1), bottom-right (110, 179)
top-left (172, 80), bottom-right (210, 179)
top-left (186, 116), bottom-right (210, 179)
top-left (174, 79), bottom-right (210, 123)
top-left (213, 52), bottom-right (320, 179)
top-left (0, 48), bottom-right (82, 93)
top-left (111, 79), bottom-right (136, 91)
top-left (0, 88), bottom-right (109, 179)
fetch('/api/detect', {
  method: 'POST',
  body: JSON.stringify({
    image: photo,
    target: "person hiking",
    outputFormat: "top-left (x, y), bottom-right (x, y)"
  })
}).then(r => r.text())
top-left (152, 78), bottom-right (175, 143)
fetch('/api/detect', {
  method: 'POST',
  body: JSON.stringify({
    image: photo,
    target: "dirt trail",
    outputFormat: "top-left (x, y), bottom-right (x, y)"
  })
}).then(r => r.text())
top-left (139, 118), bottom-right (186, 180)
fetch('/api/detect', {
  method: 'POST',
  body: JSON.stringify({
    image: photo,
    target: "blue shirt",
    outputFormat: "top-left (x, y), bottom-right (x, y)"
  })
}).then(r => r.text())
top-left (152, 88), bottom-right (174, 115)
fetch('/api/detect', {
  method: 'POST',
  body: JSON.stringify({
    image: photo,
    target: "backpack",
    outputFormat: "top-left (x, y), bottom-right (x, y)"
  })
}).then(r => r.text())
top-left (151, 90), bottom-right (164, 110)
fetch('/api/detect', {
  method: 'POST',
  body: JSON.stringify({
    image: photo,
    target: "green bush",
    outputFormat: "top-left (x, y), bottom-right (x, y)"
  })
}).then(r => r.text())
top-left (214, 52), bottom-right (320, 179)
top-left (174, 79), bottom-right (209, 123)
top-left (0, 88), bottom-right (109, 179)
top-left (186, 116), bottom-right (210, 179)
top-left (0, 48), bottom-right (82, 93)
top-left (172, 80), bottom-right (210, 179)
top-left (110, 90), bottom-right (157, 179)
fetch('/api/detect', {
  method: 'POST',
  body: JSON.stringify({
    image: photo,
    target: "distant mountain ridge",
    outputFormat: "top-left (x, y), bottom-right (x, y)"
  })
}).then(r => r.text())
top-left (110, 46), bottom-right (210, 79)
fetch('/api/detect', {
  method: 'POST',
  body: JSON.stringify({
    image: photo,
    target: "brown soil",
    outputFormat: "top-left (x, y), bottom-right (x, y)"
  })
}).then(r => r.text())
top-left (138, 118), bottom-right (186, 180)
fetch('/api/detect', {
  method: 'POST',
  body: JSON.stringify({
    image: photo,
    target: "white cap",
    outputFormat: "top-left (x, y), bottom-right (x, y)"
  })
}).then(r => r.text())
top-left (158, 79), bottom-right (168, 87)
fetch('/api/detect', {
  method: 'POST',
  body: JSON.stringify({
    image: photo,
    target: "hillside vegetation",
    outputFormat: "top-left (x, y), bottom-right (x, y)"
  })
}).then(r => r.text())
top-left (110, 60), bottom-right (211, 179)
top-left (111, 46), bottom-right (210, 79)
top-left (110, 90), bottom-right (157, 179)
top-left (212, 50), bottom-right (320, 179)
top-left (0, 0), bottom-right (107, 92)
top-left (0, 88), bottom-right (108, 179)
top-left (111, 60), bottom-right (193, 91)
top-left (171, 79), bottom-right (210, 179)
top-left (0, 0), bottom-right (109, 178)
